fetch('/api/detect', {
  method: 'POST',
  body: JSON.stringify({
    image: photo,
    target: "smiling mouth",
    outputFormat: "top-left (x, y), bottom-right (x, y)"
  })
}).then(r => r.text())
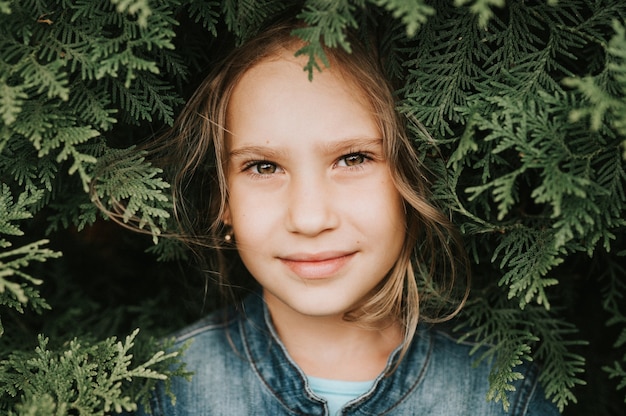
top-left (279, 252), bottom-right (355, 279)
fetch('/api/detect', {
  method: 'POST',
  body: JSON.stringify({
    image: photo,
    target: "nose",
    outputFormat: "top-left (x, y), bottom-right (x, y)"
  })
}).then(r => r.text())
top-left (285, 174), bottom-right (339, 236)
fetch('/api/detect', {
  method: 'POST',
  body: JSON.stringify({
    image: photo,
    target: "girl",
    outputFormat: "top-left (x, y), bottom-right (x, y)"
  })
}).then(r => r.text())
top-left (135, 18), bottom-right (559, 416)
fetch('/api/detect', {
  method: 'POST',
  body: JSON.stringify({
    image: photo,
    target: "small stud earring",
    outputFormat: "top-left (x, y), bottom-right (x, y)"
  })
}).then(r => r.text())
top-left (223, 225), bottom-right (234, 243)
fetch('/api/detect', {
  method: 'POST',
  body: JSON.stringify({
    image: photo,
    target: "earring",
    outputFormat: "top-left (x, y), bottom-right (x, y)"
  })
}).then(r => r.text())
top-left (223, 225), bottom-right (234, 243)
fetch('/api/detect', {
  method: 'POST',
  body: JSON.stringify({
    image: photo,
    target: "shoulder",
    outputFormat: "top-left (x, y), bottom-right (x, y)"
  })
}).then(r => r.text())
top-left (143, 299), bottom-right (264, 415)
top-left (165, 301), bottom-right (247, 372)
top-left (416, 325), bottom-right (560, 416)
top-left (169, 304), bottom-right (239, 345)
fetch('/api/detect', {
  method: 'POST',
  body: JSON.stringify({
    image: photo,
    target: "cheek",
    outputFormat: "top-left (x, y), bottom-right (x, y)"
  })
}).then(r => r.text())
top-left (374, 187), bottom-right (407, 251)
top-left (228, 192), bottom-right (276, 244)
top-left (362, 178), bottom-right (405, 225)
top-left (381, 196), bottom-right (407, 241)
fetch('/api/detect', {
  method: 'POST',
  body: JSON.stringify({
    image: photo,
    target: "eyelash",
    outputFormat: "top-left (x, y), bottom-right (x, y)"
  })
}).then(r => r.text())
top-left (241, 152), bottom-right (373, 177)
top-left (336, 152), bottom-right (372, 169)
top-left (242, 160), bottom-right (280, 178)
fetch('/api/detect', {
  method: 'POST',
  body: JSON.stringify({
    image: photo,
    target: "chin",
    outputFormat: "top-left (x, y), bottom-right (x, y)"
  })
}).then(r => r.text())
top-left (289, 298), bottom-right (359, 319)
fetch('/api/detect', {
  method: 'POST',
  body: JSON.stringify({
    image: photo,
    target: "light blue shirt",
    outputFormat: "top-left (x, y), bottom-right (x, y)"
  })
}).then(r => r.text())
top-left (307, 376), bottom-right (375, 416)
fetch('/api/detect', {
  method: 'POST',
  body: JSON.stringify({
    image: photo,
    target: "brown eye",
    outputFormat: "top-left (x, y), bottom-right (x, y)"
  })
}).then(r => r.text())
top-left (340, 153), bottom-right (366, 167)
top-left (254, 162), bottom-right (277, 174)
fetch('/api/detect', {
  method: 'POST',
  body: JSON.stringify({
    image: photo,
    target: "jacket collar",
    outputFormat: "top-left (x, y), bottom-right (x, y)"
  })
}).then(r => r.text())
top-left (238, 294), bottom-right (432, 414)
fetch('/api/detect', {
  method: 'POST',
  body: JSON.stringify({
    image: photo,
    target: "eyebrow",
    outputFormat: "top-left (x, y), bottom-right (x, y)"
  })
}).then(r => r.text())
top-left (321, 137), bottom-right (383, 154)
top-left (228, 137), bottom-right (383, 159)
top-left (228, 145), bottom-right (289, 160)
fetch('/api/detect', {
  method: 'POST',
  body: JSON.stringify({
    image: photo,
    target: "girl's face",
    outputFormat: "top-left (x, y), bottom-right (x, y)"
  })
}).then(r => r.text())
top-left (223, 50), bottom-right (406, 320)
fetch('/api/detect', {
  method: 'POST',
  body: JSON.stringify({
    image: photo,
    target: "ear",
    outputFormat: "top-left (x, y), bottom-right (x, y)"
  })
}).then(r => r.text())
top-left (221, 204), bottom-right (232, 225)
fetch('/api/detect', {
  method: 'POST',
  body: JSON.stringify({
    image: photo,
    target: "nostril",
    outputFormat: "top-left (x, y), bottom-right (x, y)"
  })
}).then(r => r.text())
top-left (285, 187), bottom-right (338, 236)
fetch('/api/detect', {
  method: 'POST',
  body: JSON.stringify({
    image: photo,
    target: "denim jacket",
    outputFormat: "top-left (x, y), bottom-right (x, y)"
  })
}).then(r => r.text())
top-left (142, 293), bottom-right (559, 415)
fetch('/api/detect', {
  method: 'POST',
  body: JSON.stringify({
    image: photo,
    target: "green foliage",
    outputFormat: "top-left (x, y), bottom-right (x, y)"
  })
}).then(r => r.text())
top-left (565, 19), bottom-right (626, 158)
top-left (457, 296), bottom-right (538, 410)
top-left (0, 330), bottom-right (189, 415)
top-left (91, 147), bottom-right (171, 243)
top-left (222, 0), bottom-right (287, 42)
top-left (111, 0), bottom-right (152, 28)
top-left (402, 0), bottom-right (626, 412)
top-left (0, 0), bottom-right (625, 415)
top-left (372, 0), bottom-right (434, 37)
top-left (293, 0), bottom-right (362, 76)
top-left (186, 0), bottom-right (219, 36)
top-left (0, 0), bottom-right (192, 412)
top-left (293, 0), bottom-right (436, 77)
top-left (458, 294), bottom-right (588, 411)
top-left (0, 185), bottom-right (57, 335)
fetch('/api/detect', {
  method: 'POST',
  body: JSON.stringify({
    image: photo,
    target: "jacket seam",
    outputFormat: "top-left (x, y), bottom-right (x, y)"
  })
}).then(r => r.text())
top-left (240, 317), bottom-right (321, 416)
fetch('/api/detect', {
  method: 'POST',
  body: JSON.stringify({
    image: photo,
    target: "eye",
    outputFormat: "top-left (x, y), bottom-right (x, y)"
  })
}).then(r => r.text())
top-left (247, 161), bottom-right (279, 175)
top-left (337, 153), bottom-right (367, 167)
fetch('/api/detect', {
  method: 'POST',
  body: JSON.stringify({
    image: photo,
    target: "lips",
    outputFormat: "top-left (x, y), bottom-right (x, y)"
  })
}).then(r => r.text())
top-left (279, 252), bottom-right (355, 279)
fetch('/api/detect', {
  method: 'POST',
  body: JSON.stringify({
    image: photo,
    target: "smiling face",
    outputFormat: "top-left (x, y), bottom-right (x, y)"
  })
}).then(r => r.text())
top-left (223, 49), bottom-right (406, 320)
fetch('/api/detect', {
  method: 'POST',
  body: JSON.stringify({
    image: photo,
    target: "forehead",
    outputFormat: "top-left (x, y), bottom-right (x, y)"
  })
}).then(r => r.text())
top-left (228, 47), bottom-right (372, 113)
top-left (225, 49), bottom-right (378, 145)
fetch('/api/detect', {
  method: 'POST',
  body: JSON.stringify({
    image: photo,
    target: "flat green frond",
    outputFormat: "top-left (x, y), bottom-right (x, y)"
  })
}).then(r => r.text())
top-left (67, 82), bottom-right (117, 131)
top-left (0, 184), bottom-right (43, 236)
top-left (0, 182), bottom-right (58, 314)
top-left (447, 120), bottom-right (479, 171)
top-left (35, 126), bottom-right (99, 158)
top-left (222, 0), bottom-right (288, 42)
top-left (370, 0), bottom-right (434, 37)
top-left (110, 0), bottom-right (152, 28)
top-left (454, 0), bottom-right (505, 28)
top-left (466, 168), bottom-right (525, 221)
top-left (293, 0), bottom-right (359, 78)
top-left (0, 239), bottom-right (59, 305)
top-left (459, 298), bottom-right (586, 411)
top-left (186, 0), bottom-right (220, 35)
top-left (456, 297), bottom-right (539, 411)
top-left (107, 72), bottom-right (183, 125)
top-left (603, 361), bottom-right (626, 401)
top-left (484, 340), bottom-right (531, 409)
top-left (46, 196), bottom-right (99, 235)
top-left (492, 226), bottom-right (563, 309)
top-left (0, 79), bottom-right (27, 126)
top-left (7, 101), bottom-right (58, 151)
top-left (17, 57), bottom-right (69, 102)
top-left (0, 1), bottom-right (10, 14)
top-left (91, 147), bottom-right (171, 242)
top-left (533, 319), bottom-right (588, 412)
top-left (0, 138), bottom-right (59, 208)
top-left (565, 20), bottom-right (626, 142)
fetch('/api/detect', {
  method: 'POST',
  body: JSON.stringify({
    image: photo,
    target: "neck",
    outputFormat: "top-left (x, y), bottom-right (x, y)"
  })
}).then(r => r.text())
top-left (264, 291), bottom-right (403, 381)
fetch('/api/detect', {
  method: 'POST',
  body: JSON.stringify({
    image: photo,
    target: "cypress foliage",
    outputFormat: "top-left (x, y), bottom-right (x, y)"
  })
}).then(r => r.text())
top-left (0, 0), bottom-right (624, 414)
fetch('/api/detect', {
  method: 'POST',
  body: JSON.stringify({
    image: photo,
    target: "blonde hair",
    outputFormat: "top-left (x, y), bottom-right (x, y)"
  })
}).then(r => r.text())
top-left (141, 18), bottom-right (468, 359)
